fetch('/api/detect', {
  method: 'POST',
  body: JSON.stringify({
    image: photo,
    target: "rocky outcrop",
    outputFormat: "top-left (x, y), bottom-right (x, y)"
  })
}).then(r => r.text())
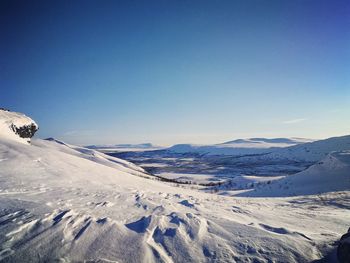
top-left (0, 109), bottom-right (38, 144)
top-left (10, 123), bottom-right (38, 139)
top-left (338, 228), bottom-right (350, 263)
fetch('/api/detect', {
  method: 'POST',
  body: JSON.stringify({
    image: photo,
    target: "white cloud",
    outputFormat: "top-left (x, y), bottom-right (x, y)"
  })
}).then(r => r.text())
top-left (282, 118), bottom-right (307, 124)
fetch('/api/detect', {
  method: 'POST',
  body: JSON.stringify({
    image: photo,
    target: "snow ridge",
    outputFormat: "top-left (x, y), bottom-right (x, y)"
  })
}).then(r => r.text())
top-left (242, 151), bottom-right (350, 197)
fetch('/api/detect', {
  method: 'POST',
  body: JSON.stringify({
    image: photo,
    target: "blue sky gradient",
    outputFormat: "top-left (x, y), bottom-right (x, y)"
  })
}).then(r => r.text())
top-left (1, 0), bottom-right (349, 145)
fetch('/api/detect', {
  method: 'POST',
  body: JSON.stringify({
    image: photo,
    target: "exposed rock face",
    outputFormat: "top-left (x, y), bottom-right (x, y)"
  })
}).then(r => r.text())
top-left (10, 123), bottom-right (38, 139)
top-left (338, 228), bottom-right (350, 263)
top-left (0, 109), bottom-right (38, 144)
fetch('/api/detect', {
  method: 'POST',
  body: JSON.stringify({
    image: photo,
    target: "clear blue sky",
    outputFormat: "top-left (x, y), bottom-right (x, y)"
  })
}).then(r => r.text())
top-left (1, 0), bottom-right (349, 145)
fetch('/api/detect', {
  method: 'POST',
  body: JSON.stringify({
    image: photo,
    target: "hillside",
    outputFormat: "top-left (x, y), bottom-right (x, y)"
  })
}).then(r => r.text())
top-left (167, 138), bottom-right (312, 156)
top-left (257, 135), bottom-right (350, 162)
top-left (241, 151), bottom-right (350, 197)
top-left (0, 110), bottom-right (349, 262)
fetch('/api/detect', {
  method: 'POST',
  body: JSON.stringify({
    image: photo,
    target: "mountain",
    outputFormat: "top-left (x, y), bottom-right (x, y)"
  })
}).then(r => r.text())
top-left (86, 143), bottom-right (163, 152)
top-left (0, 110), bottom-right (348, 262)
top-left (169, 135), bottom-right (350, 163)
top-left (86, 143), bottom-right (155, 149)
top-left (241, 151), bottom-right (350, 197)
top-left (167, 137), bottom-right (312, 156)
top-left (221, 137), bottom-right (313, 147)
top-left (255, 135), bottom-right (350, 162)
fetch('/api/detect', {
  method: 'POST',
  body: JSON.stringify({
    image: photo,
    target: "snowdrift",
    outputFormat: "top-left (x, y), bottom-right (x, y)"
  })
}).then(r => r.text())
top-left (0, 110), bottom-right (349, 262)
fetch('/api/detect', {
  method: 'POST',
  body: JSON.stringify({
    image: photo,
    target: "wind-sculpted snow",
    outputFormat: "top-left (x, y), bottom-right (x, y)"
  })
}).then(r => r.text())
top-left (0, 110), bottom-right (349, 262)
top-left (0, 136), bottom-right (350, 262)
top-left (0, 109), bottom-right (38, 144)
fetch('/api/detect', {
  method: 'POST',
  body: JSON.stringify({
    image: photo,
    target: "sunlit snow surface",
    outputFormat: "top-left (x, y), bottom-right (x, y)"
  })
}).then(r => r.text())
top-left (0, 110), bottom-right (349, 262)
top-left (0, 136), bottom-right (349, 262)
top-left (0, 110), bottom-right (38, 144)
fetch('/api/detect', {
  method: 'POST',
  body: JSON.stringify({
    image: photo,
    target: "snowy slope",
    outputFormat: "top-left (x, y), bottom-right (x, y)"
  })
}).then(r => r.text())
top-left (44, 138), bottom-right (150, 178)
top-left (167, 138), bottom-right (312, 156)
top-left (0, 112), bottom-right (349, 262)
top-left (1, 137), bottom-right (349, 262)
top-left (0, 109), bottom-right (38, 144)
top-left (241, 151), bottom-right (350, 197)
top-left (259, 135), bottom-right (350, 162)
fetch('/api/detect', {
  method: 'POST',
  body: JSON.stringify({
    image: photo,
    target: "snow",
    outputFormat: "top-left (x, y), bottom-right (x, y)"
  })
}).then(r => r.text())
top-left (0, 109), bottom-right (38, 144)
top-left (167, 137), bottom-right (313, 156)
top-left (220, 137), bottom-right (314, 148)
top-left (0, 138), bottom-right (349, 262)
top-left (0, 112), bottom-right (349, 262)
top-left (257, 135), bottom-right (350, 162)
top-left (242, 151), bottom-right (350, 197)
top-left (44, 138), bottom-right (149, 177)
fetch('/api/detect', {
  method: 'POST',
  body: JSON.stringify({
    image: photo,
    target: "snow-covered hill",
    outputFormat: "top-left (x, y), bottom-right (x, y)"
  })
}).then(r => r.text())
top-left (44, 138), bottom-right (152, 178)
top-left (220, 137), bottom-right (313, 148)
top-left (241, 151), bottom-right (350, 197)
top-left (2, 136), bottom-right (349, 262)
top-left (256, 135), bottom-right (350, 162)
top-left (0, 111), bottom-right (349, 262)
top-left (0, 109), bottom-right (38, 144)
top-left (167, 138), bottom-right (312, 156)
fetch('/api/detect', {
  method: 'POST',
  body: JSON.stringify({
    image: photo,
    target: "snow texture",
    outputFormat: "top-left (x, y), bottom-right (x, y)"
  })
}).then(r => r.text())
top-left (0, 111), bottom-right (349, 262)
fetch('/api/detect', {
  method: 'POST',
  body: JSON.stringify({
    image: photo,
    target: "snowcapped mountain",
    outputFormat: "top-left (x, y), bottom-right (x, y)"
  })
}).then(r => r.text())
top-left (0, 110), bottom-right (349, 262)
top-left (86, 143), bottom-right (163, 152)
top-left (256, 135), bottom-right (350, 162)
top-left (167, 137), bottom-right (312, 156)
top-left (242, 151), bottom-right (350, 197)
top-left (220, 137), bottom-right (313, 147)
top-left (87, 143), bottom-right (154, 149)
top-left (0, 109), bottom-right (38, 144)
top-left (168, 135), bottom-right (350, 164)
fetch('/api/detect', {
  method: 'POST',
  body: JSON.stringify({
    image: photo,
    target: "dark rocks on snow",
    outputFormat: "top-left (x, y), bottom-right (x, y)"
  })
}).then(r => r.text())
top-left (337, 227), bottom-right (350, 263)
top-left (10, 123), bottom-right (38, 139)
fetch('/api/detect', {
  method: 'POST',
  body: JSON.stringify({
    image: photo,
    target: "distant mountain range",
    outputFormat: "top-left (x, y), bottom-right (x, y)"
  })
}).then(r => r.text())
top-left (85, 143), bottom-right (163, 152)
top-left (221, 137), bottom-right (313, 146)
top-left (166, 137), bottom-right (314, 156)
top-left (85, 136), bottom-right (350, 162)
top-left (86, 143), bottom-right (156, 149)
top-left (86, 137), bottom-right (314, 155)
